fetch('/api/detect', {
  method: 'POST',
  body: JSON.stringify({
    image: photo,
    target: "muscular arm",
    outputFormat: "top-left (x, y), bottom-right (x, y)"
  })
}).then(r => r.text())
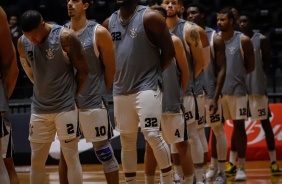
top-left (172, 35), bottom-right (189, 94)
top-left (213, 34), bottom-right (226, 102)
top-left (185, 24), bottom-right (205, 77)
top-left (144, 8), bottom-right (175, 71)
top-left (17, 36), bottom-right (34, 84)
top-left (197, 25), bottom-right (210, 68)
top-left (102, 18), bottom-right (110, 30)
top-left (0, 7), bottom-right (19, 98)
top-left (96, 25), bottom-right (116, 91)
top-left (61, 28), bottom-right (89, 95)
top-left (260, 35), bottom-right (271, 75)
top-left (241, 34), bottom-right (255, 74)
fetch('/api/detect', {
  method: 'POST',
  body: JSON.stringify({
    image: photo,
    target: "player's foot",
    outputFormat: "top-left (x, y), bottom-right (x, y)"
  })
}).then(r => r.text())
top-left (225, 162), bottom-right (237, 177)
top-left (271, 161), bottom-right (282, 176)
top-left (235, 168), bottom-right (247, 181)
top-left (205, 167), bottom-right (217, 180)
top-left (214, 171), bottom-right (227, 184)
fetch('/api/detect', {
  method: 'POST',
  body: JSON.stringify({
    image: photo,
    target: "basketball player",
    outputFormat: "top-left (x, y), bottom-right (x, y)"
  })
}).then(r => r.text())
top-left (103, 0), bottom-right (175, 183)
top-left (161, 0), bottom-right (209, 183)
top-left (144, 5), bottom-right (191, 184)
top-left (17, 10), bottom-right (89, 184)
top-left (186, 3), bottom-right (227, 183)
top-left (217, 8), bottom-right (255, 181)
top-left (58, 0), bottom-right (119, 183)
top-left (0, 6), bottom-right (19, 184)
top-left (239, 11), bottom-right (281, 176)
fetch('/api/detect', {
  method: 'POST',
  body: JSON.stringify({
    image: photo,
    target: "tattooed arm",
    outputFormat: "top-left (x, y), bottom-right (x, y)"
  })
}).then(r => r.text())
top-left (184, 23), bottom-right (205, 77)
top-left (61, 28), bottom-right (89, 95)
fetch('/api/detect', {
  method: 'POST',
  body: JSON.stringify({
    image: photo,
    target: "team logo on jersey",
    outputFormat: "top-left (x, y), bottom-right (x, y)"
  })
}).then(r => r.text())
top-left (46, 48), bottom-right (55, 59)
top-left (228, 46), bottom-right (236, 54)
top-left (130, 28), bottom-right (137, 38)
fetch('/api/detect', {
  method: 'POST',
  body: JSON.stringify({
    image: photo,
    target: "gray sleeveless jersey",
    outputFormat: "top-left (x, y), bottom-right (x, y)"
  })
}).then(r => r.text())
top-left (21, 25), bottom-right (76, 114)
top-left (66, 21), bottom-right (106, 109)
top-left (162, 57), bottom-right (182, 113)
top-left (203, 27), bottom-right (217, 99)
top-left (246, 33), bottom-right (267, 95)
top-left (171, 19), bottom-right (202, 95)
top-left (221, 31), bottom-right (247, 95)
top-left (109, 6), bottom-right (161, 95)
top-left (0, 79), bottom-right (9, 112)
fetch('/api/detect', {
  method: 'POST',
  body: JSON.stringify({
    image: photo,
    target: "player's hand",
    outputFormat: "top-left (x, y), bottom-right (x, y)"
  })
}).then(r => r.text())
top-left (209, 99), bottom-right (218, 115)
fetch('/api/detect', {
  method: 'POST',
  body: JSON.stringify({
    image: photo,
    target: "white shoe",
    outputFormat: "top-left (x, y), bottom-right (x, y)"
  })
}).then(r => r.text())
top-left (214, 171), bottom-right (226, 184)
top-left (205, 167), bottom-right (217, 180)
top-left (173, 173), bottom-right (184, 184)
top-left (235, 168), bottom-right (247, 181)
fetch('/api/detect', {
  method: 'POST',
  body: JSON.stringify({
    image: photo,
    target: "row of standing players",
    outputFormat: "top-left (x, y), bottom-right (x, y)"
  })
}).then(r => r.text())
top-left (0, 0), bottom-right (281, 184)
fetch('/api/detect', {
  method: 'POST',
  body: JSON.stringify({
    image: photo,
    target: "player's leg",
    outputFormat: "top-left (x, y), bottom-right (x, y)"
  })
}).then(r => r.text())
top-left (80, 107), bottom-right (119, 183)
top-left (1, 112), bottom-right (19, 184)
top-left (114, 94), bottom-right (139, 183)
top-left (56, 109), bottom-right (82, 184)
top-left (139, 89), bottom-right (172, 184)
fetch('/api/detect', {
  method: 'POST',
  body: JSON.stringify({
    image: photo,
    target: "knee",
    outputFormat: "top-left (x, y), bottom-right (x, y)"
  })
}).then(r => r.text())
top-left (143, 131), bottom-right (163, 147)
top-left (94, 142), bottom-right (119, 173)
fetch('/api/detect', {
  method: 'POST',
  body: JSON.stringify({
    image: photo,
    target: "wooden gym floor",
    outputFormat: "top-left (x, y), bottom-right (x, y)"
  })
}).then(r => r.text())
top-left (16, 160), bottom-right (282, 184)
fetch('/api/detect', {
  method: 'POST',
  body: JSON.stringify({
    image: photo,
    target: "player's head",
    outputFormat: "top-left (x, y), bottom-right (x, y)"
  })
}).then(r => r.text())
top-left (151, 5), bottom-right (167, 19)
top-left (217, 8), bottom-right (235, 32)
top-left (161, 0), bottom-right (181, 18)
top-left (238, 11), bottom-right (254, 33)
top-left (20, 10), bottom-right (46, 45)
top-left (186, 3), bottom-right (206, 24)
top-left (67, 0), bottom-right (91, 18)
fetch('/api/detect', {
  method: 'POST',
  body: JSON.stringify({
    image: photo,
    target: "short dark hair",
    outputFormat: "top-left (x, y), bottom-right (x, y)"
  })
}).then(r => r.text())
top-left (239, 11), bottom-right (254, 22)
top-left (218, 8), bottom-right (235, 21)
top-left (150, 5), bottom-right (167, 19)
top-left (186, 3), bottom-right (206, 14)
top-left (20, 10), bottom-right (42, 32)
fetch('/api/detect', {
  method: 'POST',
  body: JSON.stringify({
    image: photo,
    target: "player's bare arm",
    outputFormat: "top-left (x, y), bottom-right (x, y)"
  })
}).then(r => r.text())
top-left (241, 34), bottom-right (255, 74)
top-left (0, 7), bottom-right (19, 98)
top-left (17, 36), bottom-right (34, 84)
top-left (209, 34), bottom-right (226, 114)
top-left (96, 25), bottom-right (116, 91)
top-left (172, 35), bottom-right (189, 94)
top-left (61, 28), bottom-right (89, 95)
top-left (260, 34), bottom-right (271, 75)
top-left (185, 23), bottom-right (205, 77)
top-left (102, 18), bottom-right (110, 30)
top-left (144, 8), bottom-right (175, 72)
top-left (197, 25), bottom-right (210, 68)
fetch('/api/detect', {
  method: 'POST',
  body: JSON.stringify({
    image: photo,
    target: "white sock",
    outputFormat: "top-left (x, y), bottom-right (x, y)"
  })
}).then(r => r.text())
top-left (162, 170), bottom-right (173, 184)
top-left (229, 151), bottom-right (237, 165)
top-left (194, 167), bottom-right (204, 182)
top-left (269, 150), bottom-right (277, 163)
top-left (210, 157), bottom-right (218, 169)
top-left (145, 175), bottom-right (155, 184)
top-left (184, 175), bottom-right (193, 184)
top-left (125, 176), bottom-right (136, 184)
top-left (238, 157), bottom-right (245, 169)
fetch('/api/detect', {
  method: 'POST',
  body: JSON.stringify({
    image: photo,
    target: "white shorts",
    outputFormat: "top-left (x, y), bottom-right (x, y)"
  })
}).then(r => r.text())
top-left (205, 98), bottom-right (222, 127)
top-left (79, 108), bottom-right (113, 143)
top-left (183, 95), bottom-right (198, 125)
top-left (29, 108), bottom-right (79, 143)
top-left (161, 112), bottom-right (186, 144)
top-left (248, 95), bottom-right (268, 121)
top-left (221, 95), bottom-right (248, 120)
top-left (196, 95), bottom-right (206, 129)
top-left (114, 88), bottom-right (162, 133)
top-left (1, 112), bottom-right (13, 158)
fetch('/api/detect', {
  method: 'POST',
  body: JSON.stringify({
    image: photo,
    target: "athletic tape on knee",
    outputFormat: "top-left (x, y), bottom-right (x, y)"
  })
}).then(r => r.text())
top-left (95, 143), bottom-right (118, 173)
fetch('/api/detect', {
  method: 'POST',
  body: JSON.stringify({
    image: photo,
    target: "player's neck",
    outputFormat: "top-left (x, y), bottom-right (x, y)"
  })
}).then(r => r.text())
top-left (166, 16), bottom-right (179, 31)
top-left (220, 28), bottom-right (234, 42)
top-left (70, 16), bottom-right (88, 35)
top-left (244, 30), bottom-right (254, 39)
top-left (119, 4), bottom-right (138, 23)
